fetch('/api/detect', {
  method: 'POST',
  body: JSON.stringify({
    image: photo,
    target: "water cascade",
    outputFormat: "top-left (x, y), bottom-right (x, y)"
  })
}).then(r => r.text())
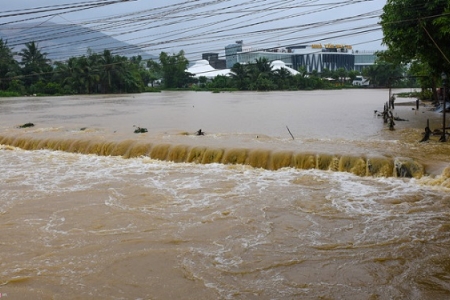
top-left (0, 135), bottom-right (424, 178)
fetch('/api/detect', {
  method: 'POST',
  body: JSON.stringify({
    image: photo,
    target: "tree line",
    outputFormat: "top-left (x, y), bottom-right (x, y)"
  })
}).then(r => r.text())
top-left (380, 0), bottom-right (450, 101)
top-left (0, 40), bottom-right (160, 95)
top-left (0, 38), bottom-right (416, 96)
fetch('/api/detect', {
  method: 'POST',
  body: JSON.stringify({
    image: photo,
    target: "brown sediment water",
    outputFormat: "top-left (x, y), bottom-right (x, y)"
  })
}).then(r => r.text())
top-left (0, 134), bottom-right (424, 177)
top-left (1, 90), bottom-right (450, 299)
top-left (0, 90), bottom-right (448, 177)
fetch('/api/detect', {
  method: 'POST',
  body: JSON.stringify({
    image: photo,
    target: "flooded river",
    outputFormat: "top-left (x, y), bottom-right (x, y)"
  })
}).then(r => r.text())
top-left (1, 90), bottom-right (450, 299)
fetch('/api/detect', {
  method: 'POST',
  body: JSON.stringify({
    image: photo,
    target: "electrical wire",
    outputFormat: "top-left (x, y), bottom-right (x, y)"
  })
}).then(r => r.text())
top-left (0, 0), bottom-right (389, 63)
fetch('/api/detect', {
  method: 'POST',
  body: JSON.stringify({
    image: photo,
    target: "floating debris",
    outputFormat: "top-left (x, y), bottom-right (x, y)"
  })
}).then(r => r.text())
top-left (18, 123), bottom-right (34, 128)
top-left (133, 126), bottom-right (148, 133)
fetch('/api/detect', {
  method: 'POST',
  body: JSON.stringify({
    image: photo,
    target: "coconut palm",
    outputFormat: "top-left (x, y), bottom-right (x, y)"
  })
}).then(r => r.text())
top-left (18, 41), bottom-right (51, 86)
top-left (0, 39), bottom-right (20, 90)
top-left (254, 57), bottom-right (273, 75)
top-left (273, 67), bottom-right (292, 90)
top-left (250, 57), bottom-right (275, 91)
top-left (53, 57), bottom-right (79, 93)
top-left (100, 49), bottom-right (126, 93)
top-left (75, 54), bottom-right (100, 94)
top-left (230, 62), bottom-right (249, 90)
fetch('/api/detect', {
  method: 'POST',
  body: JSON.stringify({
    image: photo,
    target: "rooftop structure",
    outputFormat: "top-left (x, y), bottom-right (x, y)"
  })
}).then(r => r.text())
top-left (202, 53), bottom-right (226, 69)
top-left (186, 60), bottom-right (231, 78)
top-left (224, 41), bottom-right (376, 73)
top-left (270, 60), bottom-right (299, 75)
top-left (225, 40), bottom-right (243, 68)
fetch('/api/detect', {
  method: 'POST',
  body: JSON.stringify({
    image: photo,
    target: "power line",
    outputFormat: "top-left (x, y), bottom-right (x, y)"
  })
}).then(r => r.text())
top-left (1, 0), bottom-right (385, 61)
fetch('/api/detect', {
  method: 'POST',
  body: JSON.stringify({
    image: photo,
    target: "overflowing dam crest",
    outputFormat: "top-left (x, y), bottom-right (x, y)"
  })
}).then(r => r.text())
top-left (0, 135), bottom-right (424, 178)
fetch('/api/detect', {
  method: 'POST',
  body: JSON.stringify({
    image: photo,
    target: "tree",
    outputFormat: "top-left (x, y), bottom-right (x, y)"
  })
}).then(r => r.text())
top-left (99, 50), bottom-right (142, 93)
top-left (252, 73), bottom-right (275, 91)
top-left (198, 76), bottom-right (208, 88)
top-left (119, 55), bottom-right (143, 93)
top-left (100, 49), bottom-right (120, 93)
top-left (347, 70), bottom-right (360, 84)
top-left (18, 41), bottom-right (51, 87)
top-left (408, 60), bottom-right (438, 100)
top-left (208, 75), bottom-right (230, 89)
top-left (230, 63), bottom-right (249, 90)
top-left (321, 68), bottom-right (332, 79)
top-left (254, 57), bottom-right (273, 75)
top-left (336, 68), bottom-right (347, 85)
top-left (249, 57), bottom-right (274, 90)
top-left (147, 59), bottom-right (162, 87)
top-left (0, 39), bottom-right (20, 91)
top-left (53, 57), bottom-right (78, 93)
top-left (75, 53), bottom-right (100, 94)
top-left (380, 0), bottom-right (450, 77)
top-left (273, 67), bottom-right (292, 90)
top-left (362, 60), bottom-right (405, 87)
top-left (159, 51), bottom-right (191, 88)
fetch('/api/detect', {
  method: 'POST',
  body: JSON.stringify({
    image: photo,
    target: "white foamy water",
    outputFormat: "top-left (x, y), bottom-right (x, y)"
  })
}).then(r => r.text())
top-left (1, 90), bottom-right (450, 299)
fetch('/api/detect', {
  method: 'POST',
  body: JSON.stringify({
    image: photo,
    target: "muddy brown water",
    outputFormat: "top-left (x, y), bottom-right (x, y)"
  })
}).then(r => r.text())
top-left (1, 90), bottom-right (450, 299)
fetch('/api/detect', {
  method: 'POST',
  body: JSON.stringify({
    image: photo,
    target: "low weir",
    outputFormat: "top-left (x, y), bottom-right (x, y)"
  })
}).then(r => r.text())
top-left (0, 135), bottom-right (425, 178)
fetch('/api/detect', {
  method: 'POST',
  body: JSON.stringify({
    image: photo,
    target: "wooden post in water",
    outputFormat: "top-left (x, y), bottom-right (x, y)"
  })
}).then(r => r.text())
top-left (440, 72), bottom-right (447, 142)
top-left (286, 126), bottom-right (294, 140)
top-left (388, 84), bottom-right (391, 105)
top-left (420, 119), bottom-right (432, 142)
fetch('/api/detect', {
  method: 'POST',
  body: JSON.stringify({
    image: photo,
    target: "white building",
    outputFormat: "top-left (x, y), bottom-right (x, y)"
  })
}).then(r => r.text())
top-left (270, 60), bottom-right (299, 75)
top-left (186, 60), bottom-right (232, 78)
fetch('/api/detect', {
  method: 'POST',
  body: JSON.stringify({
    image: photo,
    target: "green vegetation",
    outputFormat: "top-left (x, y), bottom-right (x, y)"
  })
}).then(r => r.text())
top-left (0, 37), bottom-right (418, 97)
top-left (197, 60), bottom-right (377, 91)
top-left (380, 0), bottom-right (450, 100)
top-left (0, 40), bottom-right (154, 95)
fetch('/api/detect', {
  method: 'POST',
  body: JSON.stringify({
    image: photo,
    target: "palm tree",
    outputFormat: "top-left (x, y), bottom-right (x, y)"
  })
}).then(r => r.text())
top-left (53, 57), bottom-right (79, 93)
top-left (254, 57), bottom-right (273, 75)
top-left (112, 55), bottom-right (135, 93)
top-left (230, 63), bottom-right (249, 90)
top-left (273, 67), bottom-right (292, 90)
top-left (75, 55), bottom-right (100, 94)
top-left (0, 39), bottom-right (20, 90)
top-left (147, 59), bottom-right (162, 87)
top-left (18, 41), bottom-right (51, 86)
top-left (100, 49), bottom-right (127, 93)
top-left (250, 57), bottom-right (275, 91)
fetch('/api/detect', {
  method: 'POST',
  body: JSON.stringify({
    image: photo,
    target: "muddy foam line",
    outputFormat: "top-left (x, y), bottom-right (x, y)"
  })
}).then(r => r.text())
top-left (0, 135), bottom-right (425, 178)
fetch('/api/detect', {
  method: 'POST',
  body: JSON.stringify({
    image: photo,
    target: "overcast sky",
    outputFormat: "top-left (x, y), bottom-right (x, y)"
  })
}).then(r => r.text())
top-left (1, 0), bottom-right (387, 60)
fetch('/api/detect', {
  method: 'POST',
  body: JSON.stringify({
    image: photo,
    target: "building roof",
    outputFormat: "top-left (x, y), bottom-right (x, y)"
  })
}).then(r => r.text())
top-left (187, 59), bottom-right (299, 78)
top-left (270, 60), bottom-right (299, 75)
top-left (186, 60), bottom-right (232, 78)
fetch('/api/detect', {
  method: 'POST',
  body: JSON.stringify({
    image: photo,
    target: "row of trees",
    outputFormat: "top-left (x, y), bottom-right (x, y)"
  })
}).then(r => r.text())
top-left (0, 40), bottom-right (163, 95)
top-left (228, 58), bottom-right (325, 90)
top-left (3, 0), bottom-right (449, 96)
top-left (0, 38), bottom-right (418, 96)
top-left (380, 0), bottom-right (450, 100)
top-left (222, 57), bottom-right (409, 91)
